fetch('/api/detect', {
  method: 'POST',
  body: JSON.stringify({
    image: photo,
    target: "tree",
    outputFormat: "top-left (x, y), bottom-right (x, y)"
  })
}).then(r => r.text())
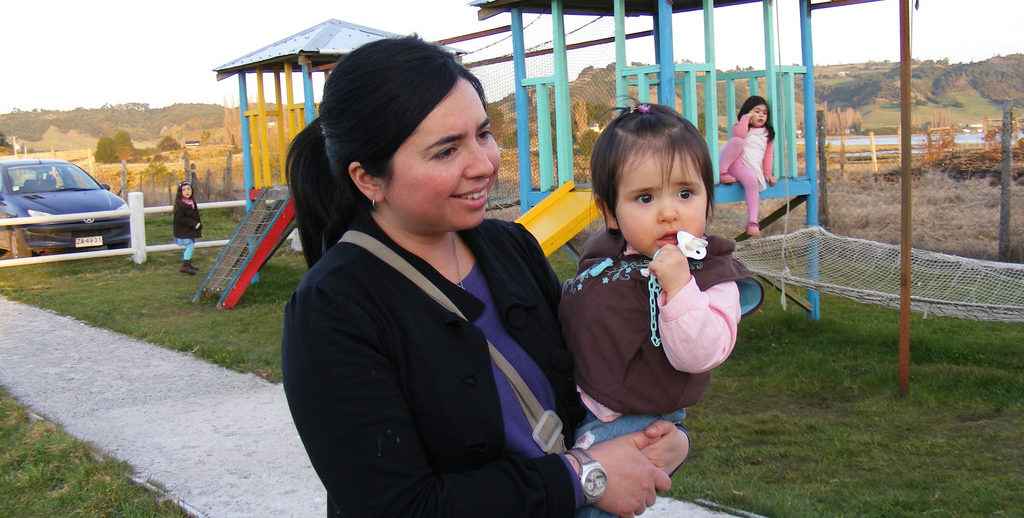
top-left (113, 130), bottom-right (136, 158)
top-left (95, 137), bottom-right (118, 163)
top-left (0, 130), bottom-right (9, 154)
top-left (157, 135), bottom-right (181, 152)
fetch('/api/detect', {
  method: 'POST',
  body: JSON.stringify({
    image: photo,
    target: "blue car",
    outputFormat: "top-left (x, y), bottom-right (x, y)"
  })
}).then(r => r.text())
top-left (0, 159), bottom-right (130, 258)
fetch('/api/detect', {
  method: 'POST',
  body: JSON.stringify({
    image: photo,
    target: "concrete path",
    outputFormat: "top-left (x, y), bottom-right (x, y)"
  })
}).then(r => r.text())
top-left (0, 296), bottom-right (744, 518)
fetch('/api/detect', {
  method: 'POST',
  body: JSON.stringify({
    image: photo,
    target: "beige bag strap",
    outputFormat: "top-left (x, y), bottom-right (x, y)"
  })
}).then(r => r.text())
top-left (340, 231), bottom-right (565, 454)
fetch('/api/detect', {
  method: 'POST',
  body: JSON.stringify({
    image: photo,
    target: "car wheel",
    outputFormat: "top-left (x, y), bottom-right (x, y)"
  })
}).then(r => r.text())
top-left (5, 228), bottom-right (32, 259)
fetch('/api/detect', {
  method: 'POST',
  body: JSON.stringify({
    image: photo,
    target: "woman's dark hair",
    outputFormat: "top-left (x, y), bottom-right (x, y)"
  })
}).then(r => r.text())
top-left (738, 95), bottom-right (774, 142)
top-left (286, 36), bottom-right (486, 266)
top-left (590, 103), bottom-right (715, 225)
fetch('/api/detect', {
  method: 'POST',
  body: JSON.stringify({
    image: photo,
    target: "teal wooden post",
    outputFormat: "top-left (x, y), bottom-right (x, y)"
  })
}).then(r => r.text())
top-left (237, 73), bottom-right (254, 211)
top-left (763, 0), bottom-right (782, 180)
top-left (800, 0), bottom-right (821, 319)
top-left (783, 71), bottom-right (798, 177)
top-left (300, 57), bottom-right (316, 124)
top-left (703, 0), bottom-right (719, 173)
top-left (551, 0), bottom-right (574, 186)
top-left (511, 8), bottom-right (533, 213)
top-left (725, 79), bottom-right (736, 139)
top-left (682, 71), bottom-right (698, 121)
top-left (614, 0), bottom-right (628, 107)
top-left (637, 72), bottom-right (652, 103)
top-left (656, 0), bottom-right (675, 107)
top-left (536, 83), bottom-right (555, 191)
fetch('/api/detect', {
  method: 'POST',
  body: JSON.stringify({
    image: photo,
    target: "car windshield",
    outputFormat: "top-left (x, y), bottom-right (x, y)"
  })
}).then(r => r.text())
top-left (6, 163), bottom-right (102, 193)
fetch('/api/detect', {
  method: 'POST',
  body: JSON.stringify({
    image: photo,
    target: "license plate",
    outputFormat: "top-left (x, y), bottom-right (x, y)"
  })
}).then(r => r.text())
top-left (75, 236), bottom-right (103, 248)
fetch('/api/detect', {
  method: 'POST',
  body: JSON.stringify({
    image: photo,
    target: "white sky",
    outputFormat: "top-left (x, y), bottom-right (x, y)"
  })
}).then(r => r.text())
top-left (2, 0), bottom-right (1022, 114)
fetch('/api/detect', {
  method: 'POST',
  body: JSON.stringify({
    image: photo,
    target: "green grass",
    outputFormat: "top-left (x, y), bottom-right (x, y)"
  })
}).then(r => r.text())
top-left (0, 387), bottom-right (188, 517)
top-left (1, 210), bottom-right (1022, 515)
top-left (672, 291), bottom-right (1024, 517)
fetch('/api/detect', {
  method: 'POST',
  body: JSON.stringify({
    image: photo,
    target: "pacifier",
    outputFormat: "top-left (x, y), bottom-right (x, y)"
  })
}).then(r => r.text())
top-left (676, 231), bottom-right (708, 260)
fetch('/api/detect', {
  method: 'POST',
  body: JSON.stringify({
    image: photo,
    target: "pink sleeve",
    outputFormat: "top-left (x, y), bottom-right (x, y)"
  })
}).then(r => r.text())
top-left (656, 279), bottom-right (741, 373)
top-left (731, 113), bottom-right (752, 139)
top-left (763, 138), bottom-right (774, 178)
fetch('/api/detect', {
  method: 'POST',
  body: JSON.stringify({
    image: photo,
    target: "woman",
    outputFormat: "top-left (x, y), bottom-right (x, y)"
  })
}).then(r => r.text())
top-left (282, 36), bottom-right (688, 518)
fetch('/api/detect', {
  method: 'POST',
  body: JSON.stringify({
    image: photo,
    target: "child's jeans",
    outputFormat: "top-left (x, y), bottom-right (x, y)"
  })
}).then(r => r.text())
top-left (572, 409), bottom-right (686, 518)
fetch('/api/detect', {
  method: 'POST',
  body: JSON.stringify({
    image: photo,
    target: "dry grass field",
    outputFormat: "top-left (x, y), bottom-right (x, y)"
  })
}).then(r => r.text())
top-left (709, 170), bottom-right (1024, 262)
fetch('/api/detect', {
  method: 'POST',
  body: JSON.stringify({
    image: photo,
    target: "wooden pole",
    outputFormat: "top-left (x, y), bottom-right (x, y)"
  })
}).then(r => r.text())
top-left (999, 102), bottom-right (1013, 261)
top-left (120, 161), bottom-right (128, 200)
top-left (898, 0), bottom-right (912, 397)
top-left (869, 131), bottom-right (878, 174)
top-left (817, 110), bottom-right (831, 229)
top-left (840, 132), bottom-right (846, 178)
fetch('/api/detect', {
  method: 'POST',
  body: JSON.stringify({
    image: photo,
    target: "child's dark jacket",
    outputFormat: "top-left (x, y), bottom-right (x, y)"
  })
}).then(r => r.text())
top-left (173, 199), bottom-right (202, 239)
top-left (559, 230), bottom-right (763, 415)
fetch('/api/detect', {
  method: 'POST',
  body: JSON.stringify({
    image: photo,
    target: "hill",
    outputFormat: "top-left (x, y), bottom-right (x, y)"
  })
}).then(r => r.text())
top-left (813, 54), bottom-right (1023, 131)
top-left (0, 103), bottom-right (233, 152)
top-left (2, 54), bottom-right (1021, 152)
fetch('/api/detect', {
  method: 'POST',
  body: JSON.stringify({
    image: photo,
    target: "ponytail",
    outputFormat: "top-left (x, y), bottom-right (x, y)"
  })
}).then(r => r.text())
top-left (287, 118), bottom-right (363, 267)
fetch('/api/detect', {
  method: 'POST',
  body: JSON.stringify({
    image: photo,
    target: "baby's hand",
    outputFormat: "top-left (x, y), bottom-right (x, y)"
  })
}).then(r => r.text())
top-left (649, 244), bottom-right (690, 300)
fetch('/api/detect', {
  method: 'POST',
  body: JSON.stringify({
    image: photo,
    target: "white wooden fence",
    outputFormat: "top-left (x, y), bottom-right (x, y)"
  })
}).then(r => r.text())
top-left (0, 192), bottom-right (247, 268)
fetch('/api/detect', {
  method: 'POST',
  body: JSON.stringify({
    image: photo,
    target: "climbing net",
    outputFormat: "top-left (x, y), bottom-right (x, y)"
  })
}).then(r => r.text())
top-left (733, 226), bottom-right (1024, 322)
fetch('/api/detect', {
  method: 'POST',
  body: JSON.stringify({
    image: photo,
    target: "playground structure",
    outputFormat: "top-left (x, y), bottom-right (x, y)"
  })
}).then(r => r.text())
top-left (199, 21), bottom-right (404, 308)
top-left (198, 1), bottom-right (879, 312)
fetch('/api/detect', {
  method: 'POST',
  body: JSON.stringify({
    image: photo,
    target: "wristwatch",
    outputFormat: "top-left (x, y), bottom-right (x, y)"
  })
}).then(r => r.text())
top-left (567, 448), bottom-right (607, 504)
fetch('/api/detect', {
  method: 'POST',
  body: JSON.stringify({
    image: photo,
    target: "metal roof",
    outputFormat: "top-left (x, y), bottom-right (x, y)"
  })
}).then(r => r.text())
top-left (213, 19), bottom-right (402, 80)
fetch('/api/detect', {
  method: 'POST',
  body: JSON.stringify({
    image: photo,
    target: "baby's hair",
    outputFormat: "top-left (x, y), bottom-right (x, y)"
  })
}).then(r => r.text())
top-left (590, 102), bottom-right (715, 224)
top-left (738, 95), bottom-right (775, 141)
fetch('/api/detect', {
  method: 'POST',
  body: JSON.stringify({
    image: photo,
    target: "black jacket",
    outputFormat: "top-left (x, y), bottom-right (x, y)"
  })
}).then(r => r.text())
top-left (172, 199), bottom-right (202, 239)
top-left (282, 215), bottom-right (584, 518)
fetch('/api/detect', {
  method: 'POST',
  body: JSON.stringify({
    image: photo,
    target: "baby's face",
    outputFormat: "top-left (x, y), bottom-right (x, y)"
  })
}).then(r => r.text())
top-left (604, 153), bottom-right (707, 258)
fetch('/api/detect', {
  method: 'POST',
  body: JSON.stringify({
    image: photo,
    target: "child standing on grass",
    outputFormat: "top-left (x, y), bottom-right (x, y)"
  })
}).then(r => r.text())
top-left (173, 181), bottom-right (201, 275)
top-left (559, 103), bottom-right (763, 518)
top-left (718, 95), bottom-right (777, 236)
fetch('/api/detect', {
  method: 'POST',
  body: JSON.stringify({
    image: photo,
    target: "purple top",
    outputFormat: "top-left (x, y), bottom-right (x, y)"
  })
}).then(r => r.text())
top-left (461, 264), bottom-right (584, 508)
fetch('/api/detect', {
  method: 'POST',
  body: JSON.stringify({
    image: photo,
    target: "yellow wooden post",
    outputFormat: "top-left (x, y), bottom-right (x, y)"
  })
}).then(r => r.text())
top-left (274, 68), bottom-right (287, 185)
top-left (248, 114), bottom-right (261, 190)
top-left (284, 61), bottom-right (297, 143)
top-left (256, 67), bottom-right (271, 189)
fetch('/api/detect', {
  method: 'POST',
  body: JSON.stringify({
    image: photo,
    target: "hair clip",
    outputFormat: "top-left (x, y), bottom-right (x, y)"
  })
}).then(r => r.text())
top-left (637, 103), bottom-right (650, 114)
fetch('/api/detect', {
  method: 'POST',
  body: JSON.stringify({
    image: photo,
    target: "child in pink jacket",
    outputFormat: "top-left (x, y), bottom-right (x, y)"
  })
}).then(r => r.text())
top-left (719, 95), bottom-right (777, 236)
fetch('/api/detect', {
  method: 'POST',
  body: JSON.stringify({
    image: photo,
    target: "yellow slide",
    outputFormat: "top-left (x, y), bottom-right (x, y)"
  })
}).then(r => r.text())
top-left (515, 181), bottom-right (600, 257)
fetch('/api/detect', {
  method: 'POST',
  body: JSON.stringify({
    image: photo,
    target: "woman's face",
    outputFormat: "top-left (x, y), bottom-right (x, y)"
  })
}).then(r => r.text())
top-left (375, 79), bottom-right (498, 240)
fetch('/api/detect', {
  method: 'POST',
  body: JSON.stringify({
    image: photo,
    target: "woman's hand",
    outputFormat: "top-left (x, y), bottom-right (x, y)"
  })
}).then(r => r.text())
top-left (587, 427), bottom-right (674, 517)
top-left (639, 419), bottom-right (690, 475)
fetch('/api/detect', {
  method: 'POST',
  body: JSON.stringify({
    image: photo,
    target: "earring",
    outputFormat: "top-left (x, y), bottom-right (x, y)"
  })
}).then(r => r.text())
top-left (371, 197), bottom-right (376, 210)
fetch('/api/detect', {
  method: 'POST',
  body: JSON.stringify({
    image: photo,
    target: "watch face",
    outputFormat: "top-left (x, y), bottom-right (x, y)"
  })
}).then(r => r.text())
top-left (584, 468), bottom-right (607, 498)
